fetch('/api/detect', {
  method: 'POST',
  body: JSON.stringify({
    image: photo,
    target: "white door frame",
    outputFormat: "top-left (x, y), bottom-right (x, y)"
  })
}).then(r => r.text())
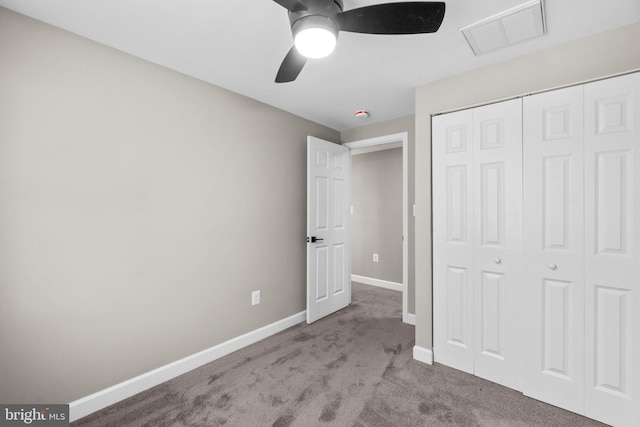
top-left (343, 132), bottom-right (412, 325)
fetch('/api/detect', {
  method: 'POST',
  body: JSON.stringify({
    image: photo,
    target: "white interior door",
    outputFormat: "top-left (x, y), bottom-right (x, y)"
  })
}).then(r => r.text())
top-left (432, 72), bottom-right (640, 426)
top-left (307, 136), bottom-right (351, 324)
top-left (584, 72), bottom-right (640, 427)
top-left (433, 109), bottom-right (475, 374)
top-left (472, 98), bottom-right (523, 391)
top-left (433, 98), bottom-right (523, 390)
top-left (522, 85), bottom-right (585, 413)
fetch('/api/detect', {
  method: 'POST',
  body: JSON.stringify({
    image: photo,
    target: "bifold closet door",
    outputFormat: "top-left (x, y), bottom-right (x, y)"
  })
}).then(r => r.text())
top-left (522, 86), bottom-right (585, 414)
top-left (433, 108), bottom-right (475, 374)
top-left (472, 99), bottom-right (523, 391)
top-left (434, 72), bottom-right (640, 426)
top-left (433, 99), bottom-right (523, 391)
top-left (584, 72), bottom-right (640, 427)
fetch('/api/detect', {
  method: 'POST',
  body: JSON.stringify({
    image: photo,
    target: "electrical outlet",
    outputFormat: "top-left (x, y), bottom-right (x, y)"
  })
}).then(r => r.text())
top-left (251, 290), bottom-right (260, 306)
top-left (373, 253), bottom-right (379, 262)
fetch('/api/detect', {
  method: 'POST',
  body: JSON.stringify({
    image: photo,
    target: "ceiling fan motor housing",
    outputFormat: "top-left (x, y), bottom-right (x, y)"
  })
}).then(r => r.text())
top-left (288, 0), bottom-right (343, 30)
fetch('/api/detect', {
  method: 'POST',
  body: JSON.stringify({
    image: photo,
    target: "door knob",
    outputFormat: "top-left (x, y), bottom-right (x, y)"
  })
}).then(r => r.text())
top-left (548, 263), bottom-right (557, 270)
top-left (494, 258), bottom-right (502, 264)
top-left (307, 236), bottom-right (324, 243)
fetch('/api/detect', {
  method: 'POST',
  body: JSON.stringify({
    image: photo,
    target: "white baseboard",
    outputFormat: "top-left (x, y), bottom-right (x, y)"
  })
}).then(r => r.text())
top-left (404, 312), bottom-right (416, 325)
top-left (69, 310), bottom-right (306, 422)
top-left (352, 274), bottom-right (402, 292)
top-left (413, 345), bottom-right (434, 365)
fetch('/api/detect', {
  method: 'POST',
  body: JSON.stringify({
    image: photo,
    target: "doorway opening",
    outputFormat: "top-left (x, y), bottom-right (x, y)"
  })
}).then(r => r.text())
top-left (344, 132), bottom-right (412, 324)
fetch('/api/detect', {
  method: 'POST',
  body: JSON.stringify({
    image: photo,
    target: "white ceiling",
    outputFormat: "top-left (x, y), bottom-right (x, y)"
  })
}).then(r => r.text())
top-left (1, 0), bottom-right (639, 131)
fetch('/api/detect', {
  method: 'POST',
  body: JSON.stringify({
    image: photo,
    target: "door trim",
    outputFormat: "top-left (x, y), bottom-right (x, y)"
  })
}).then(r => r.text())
top-left (343, 132), bottom-right (412, 324)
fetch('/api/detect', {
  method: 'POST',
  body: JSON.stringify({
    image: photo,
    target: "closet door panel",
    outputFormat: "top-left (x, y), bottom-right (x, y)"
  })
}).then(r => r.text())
top-left (473, 98), bottom-right (523, 391)
top-left (433, 109), bottom-right (475, 374)
top-left (585, 72), bottom-right (640, 427)
top-left (522, 86), bottom-right (585, 414)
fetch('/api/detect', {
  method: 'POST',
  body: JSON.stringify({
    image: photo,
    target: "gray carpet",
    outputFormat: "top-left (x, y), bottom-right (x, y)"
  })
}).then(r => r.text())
top-left (73, 283), bottom-right (606, 426)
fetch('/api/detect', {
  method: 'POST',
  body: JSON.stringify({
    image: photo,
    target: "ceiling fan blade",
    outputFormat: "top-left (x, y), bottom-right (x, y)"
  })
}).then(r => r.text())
top-left (275, 46), bottom-right (307, 83)
top-left (335, 2), bottom-right (445, 34)
top-left (272, 0), bottom-right (307, 12)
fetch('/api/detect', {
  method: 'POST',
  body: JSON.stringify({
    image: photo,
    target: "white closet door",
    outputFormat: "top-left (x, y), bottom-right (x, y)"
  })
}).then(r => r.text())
top-left (433, 109), bottom-right (475, 374)
top-left (522, 86), bottom-right (585, 413)
top-left (584, 72), bottom-right (640, 427)
top-left (473, 98), bottom-right (523, 391)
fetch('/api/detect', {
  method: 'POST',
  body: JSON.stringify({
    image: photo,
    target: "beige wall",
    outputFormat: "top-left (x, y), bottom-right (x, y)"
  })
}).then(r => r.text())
top-left (414, 22), bottom-right (640, 350)
top-left (351, 148), bottom-right (403, 283)
top-left (341, 116), bottom-right (415, 314)
top-left (0, 7), bottom-right (339, 404)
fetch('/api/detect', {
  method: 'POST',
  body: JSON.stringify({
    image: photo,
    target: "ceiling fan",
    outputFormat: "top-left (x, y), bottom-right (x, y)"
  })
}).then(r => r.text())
top-left (273, 0), bottom-right (446, 83)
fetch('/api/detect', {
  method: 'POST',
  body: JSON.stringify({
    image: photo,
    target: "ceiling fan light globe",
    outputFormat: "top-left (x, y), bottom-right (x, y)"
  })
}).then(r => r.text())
top-left (294, 27), bottom-right (336, 58)
top-left (292, 15), bottom-right (339, 59)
